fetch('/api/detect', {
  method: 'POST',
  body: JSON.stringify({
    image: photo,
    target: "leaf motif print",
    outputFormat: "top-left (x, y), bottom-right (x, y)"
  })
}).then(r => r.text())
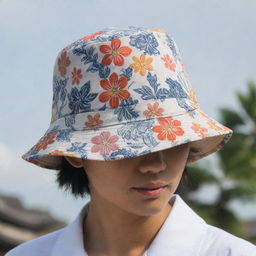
top-left (120, 67), bottom-right (133, 81)
top-left (165, 34), bottom-right (180, 63)
top-left (72, 45), bottom-right (110, 79)
top-left (165, 78), bottom-right (188, 98)
top-left (114, 98), bottom-right (139, 121)
top-left (133, 72), bottom-right (169, 101)
top-left (73, 45), bottom-right (98, 64)
top-left (68, 81), bottom-right (98, 114)
top-left (129, 32), bottom-right (160, 55)
top-left (177, 98), bottom-right (195, 113)
top-left (64, 114), bottom-right (76, 128)
top-left (52, 76), bottom-right (68, 119)
top-left (53, 76), bottom-right (68, 105)
top-left (165, 77), bottom-right (194, 112)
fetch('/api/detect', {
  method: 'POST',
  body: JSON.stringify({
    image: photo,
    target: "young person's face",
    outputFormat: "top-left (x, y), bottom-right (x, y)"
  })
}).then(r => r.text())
top-left (66, 143), bottom-right (190, 216)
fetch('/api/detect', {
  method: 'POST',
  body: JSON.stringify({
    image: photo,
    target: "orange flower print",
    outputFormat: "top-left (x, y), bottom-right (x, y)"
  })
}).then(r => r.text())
top-left (152, 117), bottom-right (185, 141)
top-left (191, 123), bottom-right (208, 138)
top-left (71, 67), bottom-right (83, 85)
top-left (207, 120), bottom-right (223, 131)
top-left (222, 126), bottom-right (233, 132)
top-left (79, 30), bottom-right (104, 41)
top-left (49, 150), bottom-right (76, 157)
top-left (180, 61), bottom-right (190, 80)
top-left (143, 102), bottom-right (164, 118)
top-left (149, 28), bottom-right (166, 33)
top-left (189, 89), bottom-right (199, 109)
top-left (58, 51), bottom-right (71, 77)
top-left (62, 44), bottom-right (71, 52)
top-left (130, 53), bottom-right (153, 76)
top-left (49, 150), bottom-right (64, 155)
top-left (35, 130), bottom-right (59, 151)
top-left (99, 38), bottom-right (132, 66)
top-left (196, 109), bottom-right (209, 118)
top-left (99, 72), bottom-right (131, 108)
top-left (91, 131), bottom-right (119, 155)
top-left (161, 54), bottom-right (176, 72)
top-left (85, 113), bottom-right (103, 129)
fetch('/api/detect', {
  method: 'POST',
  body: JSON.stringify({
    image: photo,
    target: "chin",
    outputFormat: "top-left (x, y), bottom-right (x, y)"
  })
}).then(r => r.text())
top-left (132, 197), bottom-right (170, 216)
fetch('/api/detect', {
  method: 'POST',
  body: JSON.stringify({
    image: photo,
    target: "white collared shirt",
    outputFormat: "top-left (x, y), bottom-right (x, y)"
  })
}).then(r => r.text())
top-left (5, 194), bottom-right (256, 256)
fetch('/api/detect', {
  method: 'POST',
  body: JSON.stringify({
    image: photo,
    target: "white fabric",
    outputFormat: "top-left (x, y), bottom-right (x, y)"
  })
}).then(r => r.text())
top-left (5, 194), bottom-right (256, 256)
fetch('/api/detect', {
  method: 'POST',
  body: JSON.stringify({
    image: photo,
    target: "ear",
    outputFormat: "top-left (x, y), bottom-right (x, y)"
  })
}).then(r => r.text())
top-left (64, 156), bottom-right (84, 168)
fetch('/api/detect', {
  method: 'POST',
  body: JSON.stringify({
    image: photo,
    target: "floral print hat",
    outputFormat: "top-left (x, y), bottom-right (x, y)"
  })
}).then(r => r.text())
top-left (22, 26), bottom-right (233, 170)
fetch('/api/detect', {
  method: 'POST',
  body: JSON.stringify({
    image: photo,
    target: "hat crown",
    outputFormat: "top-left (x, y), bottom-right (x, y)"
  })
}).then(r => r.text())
top-left (51, 26), bottom-right (199, 130)
top-left (22, 26), bottom-right (233, 168)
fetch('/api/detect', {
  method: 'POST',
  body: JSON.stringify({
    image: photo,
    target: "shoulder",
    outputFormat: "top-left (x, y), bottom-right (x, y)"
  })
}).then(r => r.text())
top-left (199, 224), bottom-right (256, 256)
top-left (4, 228), bottom-right (65, 256)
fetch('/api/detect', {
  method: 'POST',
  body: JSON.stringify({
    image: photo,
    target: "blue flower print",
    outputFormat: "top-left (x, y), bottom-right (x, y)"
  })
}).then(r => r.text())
top-left (67, 142), bottom-right (87, 158)
top-left (105, 148), bottom-right (151, 160)
top-left (105, 148), bottom-right (140, 160)
top-left (56, 129), bottom-right (73, 142)
top-left (117, 120), bottom-right (159, 148)
top-left (67, 81), bottom-right (98, 114)
top-left (129, 32), bottom-right (160, 55)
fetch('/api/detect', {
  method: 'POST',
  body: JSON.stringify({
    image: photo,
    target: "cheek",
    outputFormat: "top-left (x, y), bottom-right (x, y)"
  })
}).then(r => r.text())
top-left (85, 167), bottom-right (126, 198)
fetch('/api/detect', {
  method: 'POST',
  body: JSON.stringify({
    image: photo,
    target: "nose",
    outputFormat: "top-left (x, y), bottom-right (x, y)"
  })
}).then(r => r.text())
top-left (138, 151), bottom-right (167, 174)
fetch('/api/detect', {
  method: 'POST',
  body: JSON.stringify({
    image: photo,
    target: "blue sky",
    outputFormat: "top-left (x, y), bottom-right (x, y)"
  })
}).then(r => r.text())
top-left (0, 0), bottom-right (256, 223)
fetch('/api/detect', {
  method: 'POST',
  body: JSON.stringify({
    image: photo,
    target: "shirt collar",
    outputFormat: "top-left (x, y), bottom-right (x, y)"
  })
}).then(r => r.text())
top-left (51, 194), bottom-right (207, 256)
top-left (146, 194), bottom-right (207, 256)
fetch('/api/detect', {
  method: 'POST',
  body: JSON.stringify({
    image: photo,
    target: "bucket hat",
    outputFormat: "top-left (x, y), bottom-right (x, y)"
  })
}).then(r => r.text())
top-left (22, 26), bottom-right (233, 170)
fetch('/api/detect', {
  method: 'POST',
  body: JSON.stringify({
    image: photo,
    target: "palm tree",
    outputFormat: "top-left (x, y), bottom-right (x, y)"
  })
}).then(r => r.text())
top-left (177, 80), bottom-right (256, 241)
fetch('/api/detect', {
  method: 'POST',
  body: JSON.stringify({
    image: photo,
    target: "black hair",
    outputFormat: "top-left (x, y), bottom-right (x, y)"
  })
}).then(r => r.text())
top-left (55, 156), bottom-right (190, 199)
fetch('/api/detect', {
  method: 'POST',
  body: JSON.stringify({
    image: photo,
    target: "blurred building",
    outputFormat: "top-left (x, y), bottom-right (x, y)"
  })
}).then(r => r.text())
top-left (0, 193), bottom-right (67, 256)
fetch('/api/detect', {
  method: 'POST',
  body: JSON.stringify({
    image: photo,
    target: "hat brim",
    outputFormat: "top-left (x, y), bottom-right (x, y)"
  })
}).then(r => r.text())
top-left (22, 108), bottom-right (233, 170)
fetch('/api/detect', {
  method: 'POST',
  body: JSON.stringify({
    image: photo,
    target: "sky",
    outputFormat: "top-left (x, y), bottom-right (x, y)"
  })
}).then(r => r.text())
top-left (0, 0), bottom-right (256, 224)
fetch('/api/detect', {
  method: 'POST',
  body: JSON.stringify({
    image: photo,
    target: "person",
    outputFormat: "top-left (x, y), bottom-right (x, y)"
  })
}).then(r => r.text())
top-left (5, 26), bottom-right (256, 256)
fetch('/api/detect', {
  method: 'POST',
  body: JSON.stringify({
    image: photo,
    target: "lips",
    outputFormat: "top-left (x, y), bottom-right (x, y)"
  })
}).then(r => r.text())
top-left (133, 181), bottom-right (168, 190)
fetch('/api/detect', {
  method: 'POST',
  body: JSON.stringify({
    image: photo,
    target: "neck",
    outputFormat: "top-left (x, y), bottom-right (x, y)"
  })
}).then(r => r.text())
top-left (83, 196), bottom-right (174, 256)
